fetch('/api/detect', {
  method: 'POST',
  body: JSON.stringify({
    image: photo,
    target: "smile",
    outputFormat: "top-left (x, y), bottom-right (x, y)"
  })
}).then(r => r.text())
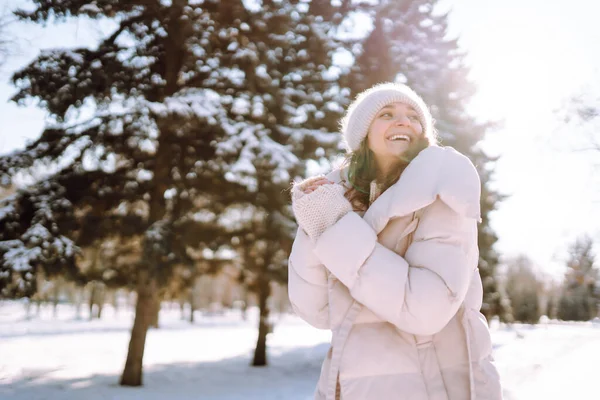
top-left (387, 134), bottom-right (411, 142)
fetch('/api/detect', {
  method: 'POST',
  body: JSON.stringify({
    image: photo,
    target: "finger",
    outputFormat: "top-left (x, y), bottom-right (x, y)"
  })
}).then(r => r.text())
top-left (309, 182), bottom-right (333, 192)
top-left (304, 180), bottom-right (334, 193)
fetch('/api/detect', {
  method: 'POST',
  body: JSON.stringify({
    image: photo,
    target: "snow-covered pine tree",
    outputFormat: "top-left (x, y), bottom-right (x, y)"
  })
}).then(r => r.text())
top-left (346, 0), bottom-right (511, 321)
top-left (0, 0), bottom-right (351, 384)
top-left (194, 0), bottom-right (351, 366)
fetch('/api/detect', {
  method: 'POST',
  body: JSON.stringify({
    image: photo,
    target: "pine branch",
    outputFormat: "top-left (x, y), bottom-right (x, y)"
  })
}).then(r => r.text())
top-left (14, 0), bottom-right (162, 22)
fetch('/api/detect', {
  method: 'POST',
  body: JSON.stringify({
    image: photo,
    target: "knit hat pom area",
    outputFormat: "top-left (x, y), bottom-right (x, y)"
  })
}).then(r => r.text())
top-left (340, 83), bottom-right (433, 152)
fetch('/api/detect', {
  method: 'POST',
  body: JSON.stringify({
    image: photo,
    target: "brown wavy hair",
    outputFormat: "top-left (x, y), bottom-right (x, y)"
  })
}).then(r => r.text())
top-left (342, 134), bottom-right (435, 211)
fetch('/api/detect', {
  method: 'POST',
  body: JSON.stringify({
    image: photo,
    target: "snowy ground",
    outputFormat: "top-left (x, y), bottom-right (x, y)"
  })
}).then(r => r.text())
top-left (1, 301), bottom-right (599, 400)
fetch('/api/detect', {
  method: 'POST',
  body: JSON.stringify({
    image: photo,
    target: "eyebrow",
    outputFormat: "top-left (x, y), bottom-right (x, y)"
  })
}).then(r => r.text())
top-left (380, 104), bottom-right (417, 112)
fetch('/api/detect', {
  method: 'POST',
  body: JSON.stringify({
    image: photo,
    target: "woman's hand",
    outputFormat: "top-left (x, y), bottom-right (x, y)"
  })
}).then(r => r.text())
top-left (291, 176), bottom-right (353, 242)
top-left (302, 177), bottom-right (334, 194)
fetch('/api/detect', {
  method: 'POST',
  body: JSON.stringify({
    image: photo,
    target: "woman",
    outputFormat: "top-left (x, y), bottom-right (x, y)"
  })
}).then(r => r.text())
top-left (288, 83), bottom-right (502, 400)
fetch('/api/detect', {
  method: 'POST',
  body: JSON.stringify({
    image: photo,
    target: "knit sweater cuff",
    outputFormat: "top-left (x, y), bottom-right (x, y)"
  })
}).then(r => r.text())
top-left (292, 181), bottom-right (352, 241)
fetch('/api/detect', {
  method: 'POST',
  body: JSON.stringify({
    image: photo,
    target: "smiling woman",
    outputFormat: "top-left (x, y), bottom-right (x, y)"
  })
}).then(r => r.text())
top-left (289, 82), bottom-right (502, 400)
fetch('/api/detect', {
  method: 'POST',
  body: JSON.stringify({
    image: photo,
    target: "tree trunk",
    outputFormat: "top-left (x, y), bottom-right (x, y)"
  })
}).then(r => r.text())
top-left (111, 290), bottom-right (119, 315)
top-left (74, 288), bottom-right (83, 320)
top-left (97, 283), bottom-right (106, 319)
top-left (240, 284), bottom-right (249, 321)
top-left (120, 271), bottom-right (156, 386)
top-left (189, 290), bottom-right (195, 324)
top-left (180, 297), bottom-right (186, 320)
top-left (118, 0), bottom-right (187, 382)
top-left (25, 298), bottom-right (32, 319)
top-left (149, 292), bottom-right (160, 328)
top-left (52, 282), bottom-right (60, 319)
top-left (89, 283), bottom-right (97, 320)
top-left (252, 276), bottom-right (271, 366)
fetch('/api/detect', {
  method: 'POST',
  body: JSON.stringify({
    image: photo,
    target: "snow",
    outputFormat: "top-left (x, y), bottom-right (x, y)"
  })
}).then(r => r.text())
top-left (191, 210), bottom-right (217, 223)
top-left (0, 240), bottom-right (39, 272)
top-left (5, 232), bottom-right (80, 270)
top-left (255, 65), bottom-right (270, 80)
top-left (136, 169), bottom-right (153, 182)
top-left (232, 98), bottom-right (251, 116)
top-left (39, 49), bottom-right (85, 65)
top-left (219, 68), bottom-right (246, 86)
top-left (233, 48), bottom-right (259, 63)
top-left (322, 66), bottom-right (342, 81)
top-left (494, 322), bottom-right (600, 400)
top-left (230, 156), bottom-right (257, 176)
top-left (241, 0), bottom-right (262, 13)
top-left (217, 205), bottom-right (255, 231)
top-left (78, 4), bottom-right (102, 14)
top-left (0, 300), bottom-right (599, 400)
top-left (0, 301), bottom-right (330, 400)
top-left (22, 223), bottom-right (53, 244)
top-left (278, 126), bottom-right (341, 148)
top-left (0, 198), bottom-right (16, 220)
top-left (219, 122), bottom-right (300, 191)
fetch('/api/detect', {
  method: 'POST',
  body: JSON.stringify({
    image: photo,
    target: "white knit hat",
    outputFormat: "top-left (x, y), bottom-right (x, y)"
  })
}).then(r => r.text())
top-left (340, 83), bottom-right (433, 152)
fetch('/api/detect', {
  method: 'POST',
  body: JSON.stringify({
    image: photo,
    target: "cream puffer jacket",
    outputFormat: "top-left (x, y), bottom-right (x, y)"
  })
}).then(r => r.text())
top-left (288, 146), bottom-right (503, 400)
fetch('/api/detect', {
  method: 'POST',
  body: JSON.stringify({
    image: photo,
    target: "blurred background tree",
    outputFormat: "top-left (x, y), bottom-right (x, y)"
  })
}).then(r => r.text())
top-left (557, 235), bottom-right (599, 321)
top-left (503, 255), bottom-right (543, 324)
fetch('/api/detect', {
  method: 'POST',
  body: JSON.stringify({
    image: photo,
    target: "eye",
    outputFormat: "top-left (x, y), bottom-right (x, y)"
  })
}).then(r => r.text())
top-left (379, 112), bottom-right (393, 119)
top-left (408, 114), bottom-right (419, 122)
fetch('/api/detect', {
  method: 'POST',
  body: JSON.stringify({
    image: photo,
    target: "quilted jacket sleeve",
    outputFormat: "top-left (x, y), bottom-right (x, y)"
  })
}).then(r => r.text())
top-left (313, 212), bottom-right (477, 336)
top-left (288, 227), bottom-right (330, 329)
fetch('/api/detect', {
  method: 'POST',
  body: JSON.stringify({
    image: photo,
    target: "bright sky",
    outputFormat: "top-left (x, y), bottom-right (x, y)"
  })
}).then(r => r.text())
top-left (439, 0), bottom-right (600, 278)
top-left (1, 0), bottom-right (599, 279)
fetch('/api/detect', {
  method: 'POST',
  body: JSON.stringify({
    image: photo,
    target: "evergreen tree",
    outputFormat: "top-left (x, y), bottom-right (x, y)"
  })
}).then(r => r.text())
top-left (346, 0), bottom-right (510, 321)
top-left (558, 235), bottom-right (599, 321)
top-left (504, 255), bottom-right (541, 324)
top-left (210, 0), bottom-right (351, 366)
top-left (0, 0), bottom-right (350, 384)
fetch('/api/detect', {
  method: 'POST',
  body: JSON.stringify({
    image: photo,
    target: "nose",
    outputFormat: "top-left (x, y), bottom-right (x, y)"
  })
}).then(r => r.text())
top-left (394, 114), bottom-right (411, 126)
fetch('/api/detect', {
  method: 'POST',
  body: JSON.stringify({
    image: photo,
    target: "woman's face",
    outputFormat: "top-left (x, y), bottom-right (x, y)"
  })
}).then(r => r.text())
top-left (367, 102), bottom-right (424, 170)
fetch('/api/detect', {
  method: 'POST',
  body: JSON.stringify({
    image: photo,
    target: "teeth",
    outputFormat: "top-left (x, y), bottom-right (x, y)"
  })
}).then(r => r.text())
top-left (388, 134), bottom-right (410, 142)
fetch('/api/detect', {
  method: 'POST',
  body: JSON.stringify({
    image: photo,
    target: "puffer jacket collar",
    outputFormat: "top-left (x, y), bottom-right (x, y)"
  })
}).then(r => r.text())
top-left (362, 145), bottom-right (482, 235)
